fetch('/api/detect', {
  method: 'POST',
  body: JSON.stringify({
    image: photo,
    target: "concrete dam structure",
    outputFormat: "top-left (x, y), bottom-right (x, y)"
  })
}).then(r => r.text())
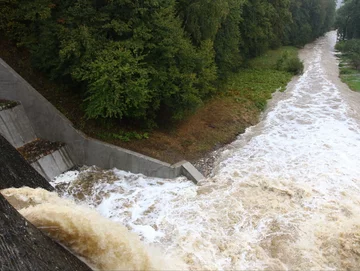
top-left (0, 58), bottom-right (203, 183)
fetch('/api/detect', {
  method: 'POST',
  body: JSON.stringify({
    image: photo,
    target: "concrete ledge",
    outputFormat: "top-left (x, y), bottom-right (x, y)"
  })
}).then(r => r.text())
top-left (0, 58), bottom-right (204, 182)
top-left (31, 146), bottom-right (75, 181)
top-left (0, 105), bottom-right (36, 148)
top-left (177, 161), bottom-right (205, 184)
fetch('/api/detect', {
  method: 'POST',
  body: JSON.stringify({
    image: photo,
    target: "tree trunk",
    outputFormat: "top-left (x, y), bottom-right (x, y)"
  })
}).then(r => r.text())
top-left (0, 134), bottom-right (54, 191)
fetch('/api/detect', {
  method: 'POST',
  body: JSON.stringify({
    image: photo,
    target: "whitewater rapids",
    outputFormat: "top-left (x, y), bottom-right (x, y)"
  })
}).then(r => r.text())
top-left (5, 31), bottom-right (360, 270)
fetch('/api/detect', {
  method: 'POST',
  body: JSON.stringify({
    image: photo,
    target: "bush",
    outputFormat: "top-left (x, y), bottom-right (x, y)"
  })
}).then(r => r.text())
top-left (336, 39), bottom-right (360, 70)
top-left (73, 43), bottom-right (151, 120)
top-left (276, 51), bottom-right (304, 75)
top-left (336, 40), bottom-right (360, 54)
top-left (286, 57), bottom-right (304, 74)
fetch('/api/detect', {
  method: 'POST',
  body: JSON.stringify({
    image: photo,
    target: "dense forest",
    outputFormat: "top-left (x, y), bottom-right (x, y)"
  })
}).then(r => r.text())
top-left (0, 0), bottom-right (335, 126)
top-left (335, 0), bottom-right (360, 69)
top-left (335, 0), bottom-right (360, 96)
top-left (336, 0), bottom-right (360, 40)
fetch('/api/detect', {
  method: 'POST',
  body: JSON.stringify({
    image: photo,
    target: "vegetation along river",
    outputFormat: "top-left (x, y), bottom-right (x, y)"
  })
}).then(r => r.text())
top-left (6, 30), bottom-right (360, 270)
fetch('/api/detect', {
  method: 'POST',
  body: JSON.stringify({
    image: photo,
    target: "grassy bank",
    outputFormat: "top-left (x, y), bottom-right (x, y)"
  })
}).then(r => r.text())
top-left (0, 40), bottom-right (298, 164)
top-left (338, 56), bottom-right (360, 92)
top-left (336, 39), bottom-right (360, 92)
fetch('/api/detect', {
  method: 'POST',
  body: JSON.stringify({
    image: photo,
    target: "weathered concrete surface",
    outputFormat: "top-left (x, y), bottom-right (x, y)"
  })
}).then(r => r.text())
top-left (0, 105), bottom-right (36, 147)
top-left (177, 161), bottom-right (205, 184)
top-left (84, 138), bottom-right (184, 178)
top-left (0, 194), bottom-right (93, 271)
top-left (0, 134), bottom-right (54, 191)
top-left (0, 104), bottom-right (75, 179)
top-left (31, 146), bottom-right (75, 181)
top-left (0, 58), bottom-right (204, 182)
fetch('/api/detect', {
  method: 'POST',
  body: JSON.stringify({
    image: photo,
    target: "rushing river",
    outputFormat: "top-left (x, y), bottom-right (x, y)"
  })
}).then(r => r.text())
top-left (7, 30), bottom-right (360, 270)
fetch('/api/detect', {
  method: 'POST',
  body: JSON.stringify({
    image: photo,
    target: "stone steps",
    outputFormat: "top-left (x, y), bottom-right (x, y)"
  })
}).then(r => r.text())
top-left (0, 100), bottom-right (75, 181)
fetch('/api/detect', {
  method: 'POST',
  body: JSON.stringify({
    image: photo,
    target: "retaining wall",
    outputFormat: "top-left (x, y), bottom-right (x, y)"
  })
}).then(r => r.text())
top-left (31, 146), bottom-right (75, 181)
top-left (0, 59), bottom-right (204, 183)
top-left (0, 105), bottom-right (36, 148)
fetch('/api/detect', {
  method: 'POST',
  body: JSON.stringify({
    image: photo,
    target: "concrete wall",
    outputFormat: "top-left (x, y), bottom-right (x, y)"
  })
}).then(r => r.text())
top-left (0, 104), bottom-right (76, 181)
top-left (0, 59), bottom-right (204, 182)
top-left (0, 105), bottom-right (36, 148)
top-left (31, 146), bottom-right (75, 181)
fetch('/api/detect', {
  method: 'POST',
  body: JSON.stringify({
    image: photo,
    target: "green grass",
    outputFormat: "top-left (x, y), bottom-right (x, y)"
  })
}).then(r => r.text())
top-left (96, 130), bottom-right (149, 142)
top-left (338, 56), bottom-right (360, 92)
top-left (342, 73), bottom-right (360, 91)
top-left (249, 46), bottom-right (298, 69)
top-left (225, 47), bottom-right (298, 111)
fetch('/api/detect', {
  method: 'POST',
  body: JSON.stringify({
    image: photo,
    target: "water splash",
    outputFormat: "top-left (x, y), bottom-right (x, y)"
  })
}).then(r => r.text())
top-left (49, 31), bottom-right (360, 270)
top-left (1, 187), bottom-right (185, 271)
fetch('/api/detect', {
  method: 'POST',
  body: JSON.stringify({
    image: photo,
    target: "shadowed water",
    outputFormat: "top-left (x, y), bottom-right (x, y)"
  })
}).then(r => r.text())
top-left (5, 31), bottom-right (360, 270)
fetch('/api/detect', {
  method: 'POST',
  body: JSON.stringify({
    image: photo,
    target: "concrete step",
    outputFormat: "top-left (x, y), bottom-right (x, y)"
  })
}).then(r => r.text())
top-left (17, 138), bottom-right (75, 181)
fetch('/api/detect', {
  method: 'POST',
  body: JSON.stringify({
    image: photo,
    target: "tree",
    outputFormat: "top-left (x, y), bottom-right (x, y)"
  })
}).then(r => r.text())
top-left (336, 0), bottom-right (360, 40)
top-left (213, 0), bottom-right (245, 76)
top-left (285, 0), bottom-right (336, 46)
top-left (0, 0), bottom-right (336, 125)
top-left (73, 42), bottom-right (151, 120)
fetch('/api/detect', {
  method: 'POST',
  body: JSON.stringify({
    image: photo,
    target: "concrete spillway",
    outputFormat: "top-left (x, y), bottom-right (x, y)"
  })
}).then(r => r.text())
top-left (0, 103), bottom-right (75, 181)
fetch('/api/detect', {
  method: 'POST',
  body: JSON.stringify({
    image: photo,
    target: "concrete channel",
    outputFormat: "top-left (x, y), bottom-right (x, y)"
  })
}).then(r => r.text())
top-left (0, 58), bottom-right (204, 183)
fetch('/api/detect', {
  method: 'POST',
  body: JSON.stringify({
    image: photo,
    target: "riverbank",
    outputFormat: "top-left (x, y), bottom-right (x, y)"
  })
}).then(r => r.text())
top-left (0, 39), bottom-right (298, 164)
top-left (337, 55), bottom-right (360, 92)
top-left (335, 39), bottom-right (360, 92)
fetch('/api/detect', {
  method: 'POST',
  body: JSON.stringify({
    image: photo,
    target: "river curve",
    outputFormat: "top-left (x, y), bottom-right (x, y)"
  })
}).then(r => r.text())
top-left (53, 31), bottom-right (360, 270)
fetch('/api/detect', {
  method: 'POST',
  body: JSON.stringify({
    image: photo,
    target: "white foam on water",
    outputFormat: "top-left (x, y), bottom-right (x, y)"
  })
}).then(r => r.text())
top-left (51, 31), bottom-right (360, 270)
top-left (1, 187), bottom-right (185, 271)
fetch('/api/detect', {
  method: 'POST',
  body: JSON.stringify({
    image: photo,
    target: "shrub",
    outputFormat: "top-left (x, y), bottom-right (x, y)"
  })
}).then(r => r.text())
top-left (73, 43), bottom-right (151, 120)
top-left (276, 51), bottom-right (304, 75)
top-left (336, 39), bottom-right (360, 70)
top-left (285, 57), bottom-right (304, 75)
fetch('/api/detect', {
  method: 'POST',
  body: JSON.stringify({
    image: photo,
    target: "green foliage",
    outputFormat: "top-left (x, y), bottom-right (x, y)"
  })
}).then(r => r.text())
top-left (239, 0), bottom-right (274, 58)
top-left (73, 42), bottom-right (151, 119)
top-left (337, 59), bottom-right (360, 92)
top-left (343, 74), bottom-right (360, 91)
top-left (0, 0), bottom-right (336, 126)
top-left (285, 57), bottom-right (305, 75)
top-left (97, 130), bottom-right (150, 142)
top-left (335, 0), bottom-right (360, 40)
top-left (336, 39), bottom-right (360, 92)
top-left (276, 51), bottom-right (304, 74)
top-left (285, 0), bottom-right (336, 46)
top-left (335, 1), bottom-right (360, 92)
top-left (0, 0), bottom-right (53, 45)
top-left (140, 2), bottom-right (216, 121)
top-left (227, 46), bottom-right (298, 111)
top-left (239, 0), bottom-right (293, 58)
top-left (228, 68), bottom-right (292, 110)
top-left (213, 0), bottom-right (244, 76)
top-left (176, 0), bottom-right (229, 45)
top-left (336, 39), bottom-right (360, 69)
